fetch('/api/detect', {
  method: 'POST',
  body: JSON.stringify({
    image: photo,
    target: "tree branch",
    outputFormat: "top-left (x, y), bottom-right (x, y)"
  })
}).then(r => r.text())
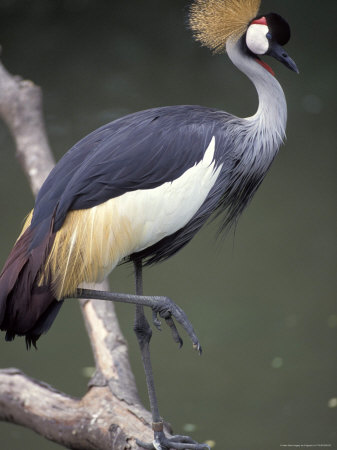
top-left (0, 368), bottom-right (152, 450)
top-left (0, 48), bottom-right (54, 195)
top-left (0, 48), bottom-right (154, 448)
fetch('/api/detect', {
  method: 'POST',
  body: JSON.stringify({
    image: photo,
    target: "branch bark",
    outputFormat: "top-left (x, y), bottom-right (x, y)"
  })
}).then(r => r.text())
top-left (0, 48), bottom-right (154, 448)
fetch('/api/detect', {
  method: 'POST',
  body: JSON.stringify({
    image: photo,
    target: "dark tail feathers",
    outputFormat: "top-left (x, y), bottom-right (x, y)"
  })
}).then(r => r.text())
top-left (0, 218), bottom-right (61, 348)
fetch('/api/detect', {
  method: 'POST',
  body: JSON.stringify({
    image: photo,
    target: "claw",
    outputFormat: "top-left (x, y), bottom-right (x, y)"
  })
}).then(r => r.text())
top-left (165, 316), bottom-right (183, 348)
top-left (152, 296), bottom-right (202, 355)
top-left (136, 439), bottom-right (154, 449)
top-left (153, 439), bottom-right (163, 450)
top-left (138, 432), bottom-right (211, 450)
top-left (153, 311), bottom-right (162, 331)
top-left (170, 435), bottom-right (198, 444)
top-left (193, 342), bottom-right (202, 355)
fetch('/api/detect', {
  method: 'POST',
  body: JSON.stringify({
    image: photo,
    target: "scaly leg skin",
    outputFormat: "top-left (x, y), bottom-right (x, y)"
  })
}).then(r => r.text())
top-left (133, 260), bottom-right (209, 450)
top-left (137, 431), bottom-right (211, 449)
top-left (73, 263), bottom-right (208, 448)
top-left (74, 288), bottom-right (202, 353)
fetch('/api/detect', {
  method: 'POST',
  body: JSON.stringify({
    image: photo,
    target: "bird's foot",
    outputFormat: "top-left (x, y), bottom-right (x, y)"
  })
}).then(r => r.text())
top-left (137, 430), bottom-right (210, 450)
top-left (151, 296), bottom-right (202, 354)
top-left (74, 288), bottom-right (202, 354)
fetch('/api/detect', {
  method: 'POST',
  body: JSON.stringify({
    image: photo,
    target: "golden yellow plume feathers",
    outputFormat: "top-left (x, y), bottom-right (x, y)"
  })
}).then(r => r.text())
top-left (189, 0), bottom-right (261, 53)
top-left (16, 209), bottom-right (33, 242)
top-left (40, 199), bottom-right (136, 299)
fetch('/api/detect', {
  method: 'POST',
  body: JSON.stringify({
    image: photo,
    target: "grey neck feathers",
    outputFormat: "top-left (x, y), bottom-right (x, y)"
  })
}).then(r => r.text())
top-left (226, 38), bottom-right (287, 165)
top-left (214, 38), bottom-right (288, 231)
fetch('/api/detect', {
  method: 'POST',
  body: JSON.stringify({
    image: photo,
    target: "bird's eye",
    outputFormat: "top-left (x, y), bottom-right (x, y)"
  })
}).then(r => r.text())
top-left (246, 24), bottom-right (270, 55)
top-left (266, 32), bottom-right (272, 40)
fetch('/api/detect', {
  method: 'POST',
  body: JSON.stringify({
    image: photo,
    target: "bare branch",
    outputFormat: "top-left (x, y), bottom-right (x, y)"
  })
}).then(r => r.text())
top-left (0, 369), bottom-right (152, 450)
top-left (0, 49), bottom-right (54, 194)
top-left (0, 49), bottom-right (154, 448)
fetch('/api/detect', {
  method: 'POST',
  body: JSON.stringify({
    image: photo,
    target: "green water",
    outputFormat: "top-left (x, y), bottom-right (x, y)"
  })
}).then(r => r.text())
top-left (0, 1), bottom-right (336, 449)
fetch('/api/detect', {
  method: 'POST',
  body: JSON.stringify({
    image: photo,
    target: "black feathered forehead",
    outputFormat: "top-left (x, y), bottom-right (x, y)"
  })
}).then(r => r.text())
top-left (252, 12), bottom-right (291, 45)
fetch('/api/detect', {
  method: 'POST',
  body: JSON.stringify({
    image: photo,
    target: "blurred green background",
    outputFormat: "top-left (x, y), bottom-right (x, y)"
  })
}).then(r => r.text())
top-left (0, 0), bottom-right (336, 449)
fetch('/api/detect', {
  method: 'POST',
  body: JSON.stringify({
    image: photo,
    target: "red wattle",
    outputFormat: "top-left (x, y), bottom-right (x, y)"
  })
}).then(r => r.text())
top-left (252, 16), bottom-right (267, 26)
top-left (255, 59), bottom-right (275, 76)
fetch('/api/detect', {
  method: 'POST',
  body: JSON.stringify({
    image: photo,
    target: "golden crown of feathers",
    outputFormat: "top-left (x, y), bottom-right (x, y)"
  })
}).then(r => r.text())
top-left (188, 0), bottom-right (261, 53)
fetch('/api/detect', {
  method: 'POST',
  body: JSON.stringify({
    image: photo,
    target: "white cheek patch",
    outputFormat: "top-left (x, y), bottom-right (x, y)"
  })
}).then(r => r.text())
top-left (246, 24), bottom-right (269, 55)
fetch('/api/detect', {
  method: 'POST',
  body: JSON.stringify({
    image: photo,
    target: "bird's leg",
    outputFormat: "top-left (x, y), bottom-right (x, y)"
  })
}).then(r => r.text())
top-left (73, 287), bottom-right (202, 352)
top-left (72, 268), bottom-right (210, 450)
top-left (133, 260), bottom-right (162, 440)
top-left (132, 260), bottom-right (210, 450)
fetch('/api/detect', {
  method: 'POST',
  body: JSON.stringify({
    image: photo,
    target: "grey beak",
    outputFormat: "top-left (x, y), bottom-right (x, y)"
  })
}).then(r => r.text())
top-left (268, 41), bottom-right (299, 74)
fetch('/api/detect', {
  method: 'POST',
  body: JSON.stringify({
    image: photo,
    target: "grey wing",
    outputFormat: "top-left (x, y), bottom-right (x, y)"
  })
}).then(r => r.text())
top-left (34, 106), bottom-right (226, 232)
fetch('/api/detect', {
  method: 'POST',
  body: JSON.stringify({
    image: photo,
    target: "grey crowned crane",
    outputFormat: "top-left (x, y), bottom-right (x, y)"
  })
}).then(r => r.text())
top-left (0, 0), bottom-right (298, 448)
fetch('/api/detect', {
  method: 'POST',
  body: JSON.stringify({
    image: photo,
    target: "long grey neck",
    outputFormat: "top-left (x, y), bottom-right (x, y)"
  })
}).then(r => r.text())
top-left (211, 39), bottom-right (288, 231)
top-left (226, 38), bottom-right (287, 158)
